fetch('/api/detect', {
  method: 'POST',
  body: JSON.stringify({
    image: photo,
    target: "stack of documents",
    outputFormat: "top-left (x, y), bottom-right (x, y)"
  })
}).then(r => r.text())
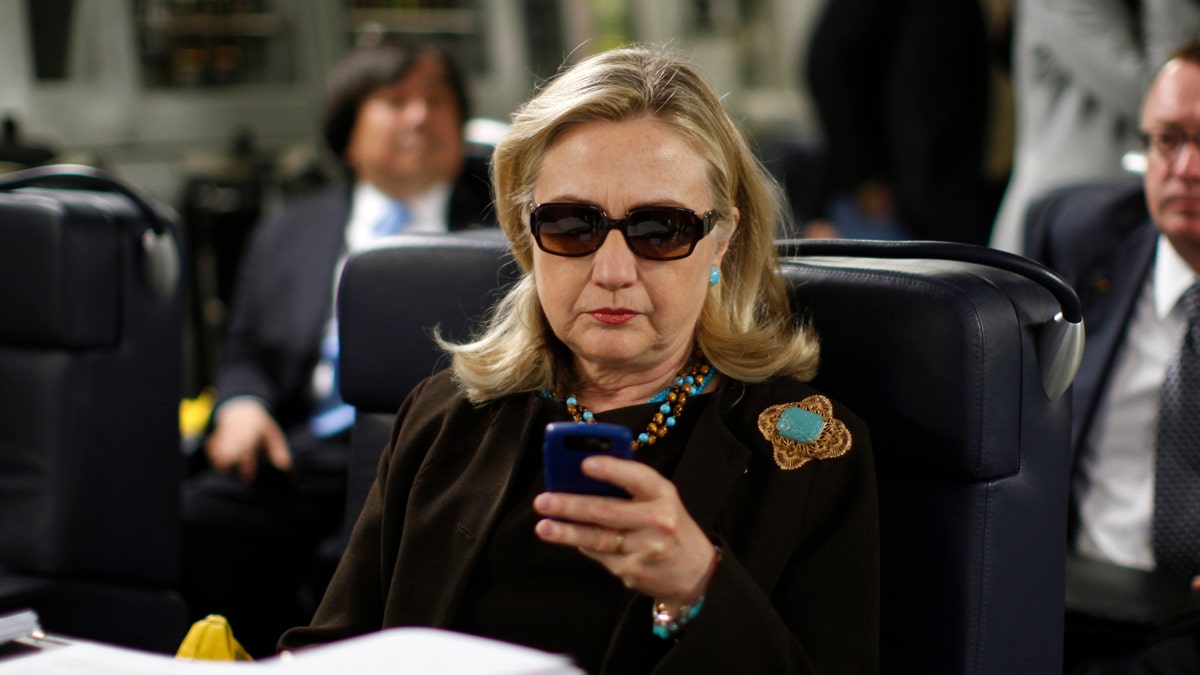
top-left (0, 611), bottom-right (39, 646)
top-left (0, 625), bottom-right (583, 674)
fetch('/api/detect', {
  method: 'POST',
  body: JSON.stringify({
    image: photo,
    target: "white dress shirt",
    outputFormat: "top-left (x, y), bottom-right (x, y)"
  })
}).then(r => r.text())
top-left (345, 180), bottom-right (453, 252)
top-left (1075, 235), bottom-right (1199, 569)
top-left (310, 179), bottom-right (454, 410)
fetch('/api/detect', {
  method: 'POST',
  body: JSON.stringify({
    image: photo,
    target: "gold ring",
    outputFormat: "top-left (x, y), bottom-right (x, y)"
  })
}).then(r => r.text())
top-left (614, 533), bottom-right (625, 555)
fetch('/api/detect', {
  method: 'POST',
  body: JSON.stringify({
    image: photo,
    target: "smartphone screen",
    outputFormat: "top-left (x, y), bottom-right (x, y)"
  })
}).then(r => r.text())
top-left (543, 422), bottom-right (633, 498)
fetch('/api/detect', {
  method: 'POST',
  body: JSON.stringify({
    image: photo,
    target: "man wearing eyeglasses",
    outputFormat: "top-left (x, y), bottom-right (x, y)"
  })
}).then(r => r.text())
top-left (1028, 40), bottom-right (1200, 672)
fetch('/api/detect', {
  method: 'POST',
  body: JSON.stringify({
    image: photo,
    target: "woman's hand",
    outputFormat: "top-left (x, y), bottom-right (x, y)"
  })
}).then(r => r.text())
top-left (533, 454), bottom-right (717, 608)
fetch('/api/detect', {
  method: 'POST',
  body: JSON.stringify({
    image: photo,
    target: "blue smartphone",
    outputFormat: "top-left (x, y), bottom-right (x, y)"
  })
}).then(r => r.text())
top-left (543, 422), bottom-right (633, 498)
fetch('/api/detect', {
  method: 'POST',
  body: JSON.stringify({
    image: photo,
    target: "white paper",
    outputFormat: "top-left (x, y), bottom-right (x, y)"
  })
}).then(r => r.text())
top-left (0, 629), bottom-right (583, 675)
top-left (0, 611), bottom-right (40, 646)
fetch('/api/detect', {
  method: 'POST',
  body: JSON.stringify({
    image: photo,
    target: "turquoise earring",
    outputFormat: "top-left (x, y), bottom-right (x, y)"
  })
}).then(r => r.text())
top-left (709, 266), bottom-right (721, 287)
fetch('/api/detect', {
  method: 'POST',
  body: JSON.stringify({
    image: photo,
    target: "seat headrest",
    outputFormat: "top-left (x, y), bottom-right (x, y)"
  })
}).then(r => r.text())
top-left (338, 231), bottom-right (518, 412)
top-left (0, 164), bottom-right (181, 304)
top-left (781, 240), bottom-right (1079, 481)
top-left (0, 189), bottom-right (126, 347)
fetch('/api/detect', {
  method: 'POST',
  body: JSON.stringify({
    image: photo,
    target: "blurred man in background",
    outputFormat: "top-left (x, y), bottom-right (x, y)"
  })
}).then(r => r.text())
top-left (181, 42), bottom-right (496, 657)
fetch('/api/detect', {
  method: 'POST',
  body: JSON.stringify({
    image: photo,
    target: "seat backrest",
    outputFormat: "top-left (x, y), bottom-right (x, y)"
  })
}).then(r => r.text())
top-left (0, 178), bottom-right (184, 588)
top-left (337, 235), bottom-right (1078, 673)
top-left (337, 230), bottom-right (519, 536)
top-left (779, 239), bottom-right (1077, 673)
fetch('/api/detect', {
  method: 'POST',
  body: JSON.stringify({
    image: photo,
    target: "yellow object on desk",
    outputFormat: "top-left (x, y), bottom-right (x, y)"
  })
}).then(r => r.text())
top-left (175, 614), bottom-right (253, 662)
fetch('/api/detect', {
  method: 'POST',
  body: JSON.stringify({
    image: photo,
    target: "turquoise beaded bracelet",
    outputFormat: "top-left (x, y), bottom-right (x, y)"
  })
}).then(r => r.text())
top-left (652, 544), bottom-right (721, 639)
top-left (652, 596), bottom-right (704, 639)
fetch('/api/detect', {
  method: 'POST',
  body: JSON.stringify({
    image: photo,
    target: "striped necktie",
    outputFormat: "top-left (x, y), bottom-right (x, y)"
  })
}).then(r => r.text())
top-left (1152, 281), bottom-right (1200, 580)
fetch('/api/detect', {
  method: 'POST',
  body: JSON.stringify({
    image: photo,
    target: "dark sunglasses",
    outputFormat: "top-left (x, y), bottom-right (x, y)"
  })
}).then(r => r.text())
top-left (529, 202), bottom-right (717, 261)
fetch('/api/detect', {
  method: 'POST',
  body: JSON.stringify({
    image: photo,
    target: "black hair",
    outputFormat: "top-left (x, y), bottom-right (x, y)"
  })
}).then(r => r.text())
top-left (320, 43), bottom-right (470, 164)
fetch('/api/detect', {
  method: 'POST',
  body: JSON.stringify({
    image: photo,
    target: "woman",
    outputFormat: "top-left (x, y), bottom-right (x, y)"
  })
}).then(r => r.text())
top-left (280, 45), bottom-right (879, 673)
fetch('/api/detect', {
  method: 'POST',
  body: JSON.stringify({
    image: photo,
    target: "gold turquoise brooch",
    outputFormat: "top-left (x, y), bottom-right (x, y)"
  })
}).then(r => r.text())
top-left (757, 395), bottom-right (852, 470)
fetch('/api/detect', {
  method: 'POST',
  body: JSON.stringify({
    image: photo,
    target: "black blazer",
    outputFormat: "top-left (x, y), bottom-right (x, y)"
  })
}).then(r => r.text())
top-left (281, 372), bottom-right (880, 673)
top-left (213, 156), bottom-right (496, 446)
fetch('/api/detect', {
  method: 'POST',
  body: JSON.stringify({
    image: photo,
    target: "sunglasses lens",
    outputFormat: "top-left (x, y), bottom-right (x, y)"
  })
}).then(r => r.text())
top-left (626, 210), bottom-right (700, 260)
top-left (531, 204), bottom-right (706, 260)
top-left (533, 205), bottom-right (603, 256)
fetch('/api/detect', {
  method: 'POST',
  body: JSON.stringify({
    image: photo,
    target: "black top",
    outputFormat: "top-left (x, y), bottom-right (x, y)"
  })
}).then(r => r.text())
top-left (279, 370), bottom-right (880, 673)
top-left (451, 395), bottom-right (709, 674)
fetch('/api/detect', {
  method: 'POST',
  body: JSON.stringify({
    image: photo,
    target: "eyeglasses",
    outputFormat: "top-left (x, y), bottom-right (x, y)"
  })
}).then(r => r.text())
top-left (1140, 129), bottom-right (1200, 161)
top-left (529, 203), bottom-right (717, 260)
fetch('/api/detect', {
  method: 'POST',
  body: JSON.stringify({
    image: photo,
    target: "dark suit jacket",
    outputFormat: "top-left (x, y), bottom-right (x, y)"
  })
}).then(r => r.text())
top-left (280, 371), bottom-right (880, 673)
top-left (1024, 180), bottom-right (1156, 525)
top-left (213, 155), bottom-right (495, 469)
top-left (1025, 181), bottom-right (1200, 670)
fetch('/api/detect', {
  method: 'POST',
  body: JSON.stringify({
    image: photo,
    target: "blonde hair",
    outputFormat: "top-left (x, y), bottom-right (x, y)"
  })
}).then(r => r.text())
top-left (440, 45), bottom-right (819, 402)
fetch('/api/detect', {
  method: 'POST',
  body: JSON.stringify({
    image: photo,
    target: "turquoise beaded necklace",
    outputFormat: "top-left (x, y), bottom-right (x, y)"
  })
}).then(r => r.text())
top-left (542, 351), bottom-right (714, 451)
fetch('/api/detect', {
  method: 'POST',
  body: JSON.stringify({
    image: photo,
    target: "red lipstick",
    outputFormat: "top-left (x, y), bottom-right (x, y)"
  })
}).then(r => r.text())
top-left (589, 308), bottom-right (637, 325)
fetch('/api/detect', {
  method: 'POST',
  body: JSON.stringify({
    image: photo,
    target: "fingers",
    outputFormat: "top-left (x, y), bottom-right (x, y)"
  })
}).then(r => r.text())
top-left (262, 419), bottom-right (293, 473)
top-left (533, 454), bottom-right (717, 600)
top-left (204, 426), bottom-right (245, 475)
top-left (532, 456), bottom-right (684, 538)
top-left (204, 400), bottom-right (292, 482)
top-left (576, 454), bottom-right (670, 502)
top-left (534, 512), bottom-right (715, 601)
top-left (534, 518), bottom-right (628, 557)
top-left (533, 456), bottom-right (673, 531)
top-left (235, 447), bottom-right (259, 483)
top-left (208, 426), bottom-right (259, 482)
